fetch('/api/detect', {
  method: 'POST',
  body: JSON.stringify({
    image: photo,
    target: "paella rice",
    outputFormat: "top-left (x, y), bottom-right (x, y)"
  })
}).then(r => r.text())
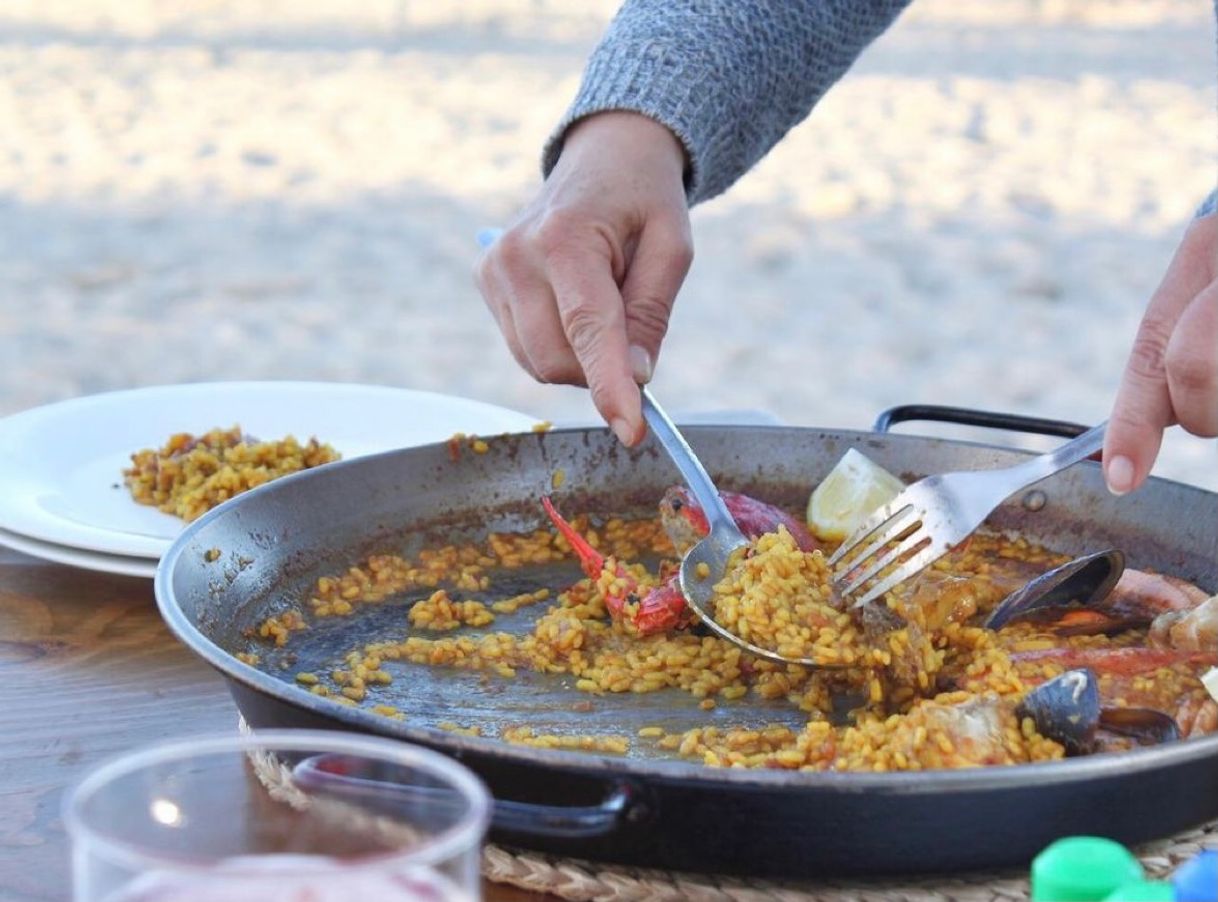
top-left (124, 425), bottom-right (339, 521)
top-left (250, 487), bottom-right (1217, 773)
top-left (407, 590), bottom-right (495, 630)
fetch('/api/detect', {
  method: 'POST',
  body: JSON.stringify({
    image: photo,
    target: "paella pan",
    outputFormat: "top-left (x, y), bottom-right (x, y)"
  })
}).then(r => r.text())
top-left (155, 409), bottom-right (1218, 878)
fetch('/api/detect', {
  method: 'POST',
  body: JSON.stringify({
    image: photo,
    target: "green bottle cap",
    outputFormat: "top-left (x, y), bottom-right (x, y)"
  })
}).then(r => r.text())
top-left (1031, 836), bottom-right (1144, 901)
top-left (1102, 880), bottom-right (1176, 901)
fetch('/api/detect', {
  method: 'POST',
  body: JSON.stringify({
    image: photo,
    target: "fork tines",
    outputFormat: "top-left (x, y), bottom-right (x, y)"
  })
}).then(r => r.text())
top-left (827, 502), bottom-right (950, 608)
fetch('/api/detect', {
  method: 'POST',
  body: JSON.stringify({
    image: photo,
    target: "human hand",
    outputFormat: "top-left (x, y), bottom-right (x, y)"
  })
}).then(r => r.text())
top-left (1105, 213), bottom-right (1218, 494)
top-left (474, 111), bottom-right (692, 446)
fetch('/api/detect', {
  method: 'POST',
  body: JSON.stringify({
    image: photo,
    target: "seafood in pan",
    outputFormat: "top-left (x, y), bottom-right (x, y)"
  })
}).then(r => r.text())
top-left (536, 487), bottom-right (1218, 765)
top-left (259, 467), bottom-right (1217, 772)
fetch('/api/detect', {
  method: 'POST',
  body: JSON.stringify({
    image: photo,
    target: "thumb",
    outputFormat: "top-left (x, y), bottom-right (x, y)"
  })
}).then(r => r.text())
top-left (619, 216), bottom-right (693, 383)
top-left (1104, 220), bottom-right (1216, 494)
top-left (1104, 324), bottom-right (1174, 496)
top-left (548, 247), bottom-right (642, 445)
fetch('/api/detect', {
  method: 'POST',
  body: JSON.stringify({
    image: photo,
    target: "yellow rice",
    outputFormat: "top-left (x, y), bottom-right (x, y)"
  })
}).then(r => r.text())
top-left (124, 425), bottom-right (339, 521)
top-left (250, 512), bottom-right (1212, 773)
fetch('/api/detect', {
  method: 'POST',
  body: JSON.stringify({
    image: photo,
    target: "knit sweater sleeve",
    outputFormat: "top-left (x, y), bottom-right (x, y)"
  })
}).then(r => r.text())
top-left (542, 0), bottom-right (913, 205)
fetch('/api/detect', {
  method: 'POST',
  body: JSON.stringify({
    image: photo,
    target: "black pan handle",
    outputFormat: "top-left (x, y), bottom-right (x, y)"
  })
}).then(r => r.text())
top-left (873, 405), bottom-right (1090, 439)
top-left (293, 755), bottom-right (638, 840)
top-left (492, 782), bottom-right (638, 839)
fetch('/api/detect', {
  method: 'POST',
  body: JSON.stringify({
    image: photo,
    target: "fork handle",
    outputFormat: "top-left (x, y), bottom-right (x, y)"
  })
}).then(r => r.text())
top-left (1005, 420), bottom-right (1108, 487)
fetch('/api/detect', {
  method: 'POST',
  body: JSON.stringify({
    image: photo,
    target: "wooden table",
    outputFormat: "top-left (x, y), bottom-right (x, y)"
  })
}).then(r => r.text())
top-left (0, 549), bottom-right (551, 901)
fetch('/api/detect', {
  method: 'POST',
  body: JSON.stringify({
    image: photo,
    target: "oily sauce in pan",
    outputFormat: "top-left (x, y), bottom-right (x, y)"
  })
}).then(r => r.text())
top-left (237, 501), bottom-right (1218, 772)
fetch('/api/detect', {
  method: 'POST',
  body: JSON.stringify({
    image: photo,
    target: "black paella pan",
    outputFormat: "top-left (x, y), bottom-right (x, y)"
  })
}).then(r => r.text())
top-left (154, 407), bottom-right (1218, 879)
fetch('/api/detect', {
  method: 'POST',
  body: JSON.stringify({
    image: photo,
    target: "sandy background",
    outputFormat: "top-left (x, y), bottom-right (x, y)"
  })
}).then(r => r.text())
top-left (1, 0), bottom-right (1216, 491)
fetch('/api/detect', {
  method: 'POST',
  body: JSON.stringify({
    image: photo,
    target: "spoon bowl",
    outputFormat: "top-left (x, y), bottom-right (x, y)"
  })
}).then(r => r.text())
top-left (640, 388), bottom-right (838, 668)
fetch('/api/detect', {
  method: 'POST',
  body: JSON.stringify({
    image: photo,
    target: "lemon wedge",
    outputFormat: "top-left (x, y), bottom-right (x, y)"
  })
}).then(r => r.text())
top-left (807, 448), bottom-right (905, 542)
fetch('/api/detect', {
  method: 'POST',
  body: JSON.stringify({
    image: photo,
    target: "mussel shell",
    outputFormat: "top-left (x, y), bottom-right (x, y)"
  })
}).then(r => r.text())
top-left (1098, 707), bottom-right (1181, 746)
top-left (1016, 668), bottom-right (1101, 756)
top-left (985, 550), bottom-right (1126, 631)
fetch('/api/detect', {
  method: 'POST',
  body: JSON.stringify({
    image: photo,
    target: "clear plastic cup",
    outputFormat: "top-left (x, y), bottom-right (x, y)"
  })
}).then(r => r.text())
top-left (64, 730), bottom-right (491, 902)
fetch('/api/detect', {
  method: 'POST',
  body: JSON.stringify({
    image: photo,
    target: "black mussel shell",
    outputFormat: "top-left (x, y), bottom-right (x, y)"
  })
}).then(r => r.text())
top-left (1016, 668), bottom-right (1101, 755)
top-left (985, 550), bottom-right (1126, 631)
top-left (1098, 707), bottom-right (1181, 746)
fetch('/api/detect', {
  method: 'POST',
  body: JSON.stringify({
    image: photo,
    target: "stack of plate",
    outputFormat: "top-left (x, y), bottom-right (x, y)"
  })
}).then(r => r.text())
top-left (0, 382), bottom-right (540, 579)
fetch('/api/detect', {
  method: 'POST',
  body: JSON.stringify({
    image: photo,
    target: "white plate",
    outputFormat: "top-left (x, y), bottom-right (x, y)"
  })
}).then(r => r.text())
top-left (0, 525), bottom-right (158, 579)
top-left (0, 382), bottom-right (540, 559)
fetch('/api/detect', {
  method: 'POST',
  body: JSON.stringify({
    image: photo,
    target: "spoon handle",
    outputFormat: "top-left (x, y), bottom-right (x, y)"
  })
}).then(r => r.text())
top-left (640, 388), bottom-right (736, 530)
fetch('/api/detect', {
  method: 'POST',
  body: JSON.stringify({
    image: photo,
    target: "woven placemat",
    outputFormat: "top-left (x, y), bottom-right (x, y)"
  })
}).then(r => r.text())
top-left (235, 719), bottom-right (1216, 901)
top-left (481, 819), bottom-right (1218, 901)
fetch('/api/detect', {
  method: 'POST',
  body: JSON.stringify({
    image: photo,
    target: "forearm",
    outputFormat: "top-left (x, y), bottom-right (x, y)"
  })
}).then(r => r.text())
top-left (543, 0), bottom-right (913, 205)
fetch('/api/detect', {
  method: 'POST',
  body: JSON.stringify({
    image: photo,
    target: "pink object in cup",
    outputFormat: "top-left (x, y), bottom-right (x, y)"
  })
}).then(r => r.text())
top-left (102, 856), bottom-right (463, 901)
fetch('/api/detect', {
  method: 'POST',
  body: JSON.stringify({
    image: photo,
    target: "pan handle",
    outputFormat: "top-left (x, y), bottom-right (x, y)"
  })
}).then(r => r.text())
top-left (293, 755), bottom-right (639, 839)
top-left (873, 405), bottom-right (1090, 439)
top-left (492, 782), bottom-right (638, 839)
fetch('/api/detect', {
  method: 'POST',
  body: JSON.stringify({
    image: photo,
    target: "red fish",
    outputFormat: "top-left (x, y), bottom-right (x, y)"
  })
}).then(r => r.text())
top-left (658, 486), bottom-right (818, 556)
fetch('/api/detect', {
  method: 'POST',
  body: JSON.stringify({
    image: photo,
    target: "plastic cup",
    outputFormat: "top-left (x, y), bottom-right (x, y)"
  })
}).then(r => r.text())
top-left (64, 730), bottom-right (491, 902)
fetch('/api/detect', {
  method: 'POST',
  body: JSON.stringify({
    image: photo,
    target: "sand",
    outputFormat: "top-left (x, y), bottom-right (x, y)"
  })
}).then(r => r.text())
top-left (0, 0), bottom-right (1215, 491)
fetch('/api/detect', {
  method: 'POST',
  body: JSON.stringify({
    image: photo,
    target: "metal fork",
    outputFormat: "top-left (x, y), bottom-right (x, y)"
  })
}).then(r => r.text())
top-left (827, 421), bottom-right (1108, 607)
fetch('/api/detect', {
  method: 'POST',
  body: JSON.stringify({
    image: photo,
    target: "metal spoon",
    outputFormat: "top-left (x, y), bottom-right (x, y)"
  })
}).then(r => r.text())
top-left (639, 388), bottom-right (832, 668)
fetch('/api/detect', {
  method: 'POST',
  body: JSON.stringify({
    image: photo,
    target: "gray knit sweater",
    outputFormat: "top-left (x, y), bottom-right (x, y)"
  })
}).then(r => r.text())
top-left (542, 1), bottom-right (1215, 210)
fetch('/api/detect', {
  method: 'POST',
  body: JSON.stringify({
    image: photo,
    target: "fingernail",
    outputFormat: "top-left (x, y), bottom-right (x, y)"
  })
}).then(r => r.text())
top-left (611, 417), bottom-right (635, 446)
top-left (629, 345), bottom-right (653, 384)
top-left (1106, 455), bottom-right (1135, 496)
